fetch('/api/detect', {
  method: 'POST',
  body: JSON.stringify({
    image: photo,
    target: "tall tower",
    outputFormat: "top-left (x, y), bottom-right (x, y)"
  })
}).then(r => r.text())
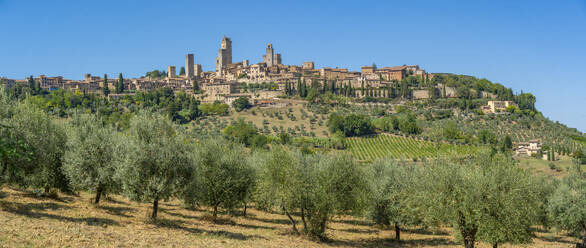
top-left (221, 35), bottom-right (232, 65)
top-left (185, 54), bottom-right (194, 78)
top-left (262, 43), bottom-right (281, 67)
top-left (168, 66), bottom-right (176, 78)
top-left (216, 35), bottom-right (232, 76)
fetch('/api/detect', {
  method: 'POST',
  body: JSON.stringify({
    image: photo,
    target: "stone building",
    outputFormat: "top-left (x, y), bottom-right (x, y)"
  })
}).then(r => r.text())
top-left (262, 43), bottom-right (282, 67)
top-left (202, 82), bottom-right (239, 102)
top-left (37, 75), bottom-right (64, 89)
top-left (216, 35), bottom-right (232, 76)
top-left (194, 64), bottom-right (202, 78)
top-left (515, 139), bottom-right (542, 156)
top-left (185, 54), bottom-right (195, 78)
top-left (302, 61), bottom-right (315, 70)
top-left (482, 100), bottom-right (516, 113)
top-left (168, 66), bottom-right (176, 78)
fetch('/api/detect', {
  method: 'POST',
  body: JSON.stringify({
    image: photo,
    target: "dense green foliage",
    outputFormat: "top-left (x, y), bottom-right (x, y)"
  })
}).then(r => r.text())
top-left (188, 138), bottom-right (255, 217)
top-left (252, 148), bottom-right (369, 239)
top-left (548, 161), bottom-right (586, 248)
top-left (232, 96), bottom-right (251, 112)
top-left (223, 119), bottom-right (268, 148)
top-left (328, 113), bottom-right (374, 137)
top-left (413, 152), bottom-right (544, 248)
top-left (63, 114), bottom-right (124, 204)
top-left (368, 159), bottom-right (418, 240)
top-left (118, 111), bottom-right (192, 220)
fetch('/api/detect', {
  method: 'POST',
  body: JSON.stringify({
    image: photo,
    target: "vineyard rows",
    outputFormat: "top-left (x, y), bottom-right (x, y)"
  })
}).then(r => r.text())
top-left (346, 134), bottom-right (476, 161)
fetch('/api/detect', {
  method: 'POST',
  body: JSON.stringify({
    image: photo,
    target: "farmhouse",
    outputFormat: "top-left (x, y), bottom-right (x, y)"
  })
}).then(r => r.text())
top-left (514, 139), bottom-right (542, 156)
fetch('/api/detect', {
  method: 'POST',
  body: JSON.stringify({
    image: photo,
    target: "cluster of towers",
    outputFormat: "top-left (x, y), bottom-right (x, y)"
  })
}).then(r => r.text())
top-left (167, 35), bottom-right (283, 80)
top-left (262, 43), bottom-right (282, 67)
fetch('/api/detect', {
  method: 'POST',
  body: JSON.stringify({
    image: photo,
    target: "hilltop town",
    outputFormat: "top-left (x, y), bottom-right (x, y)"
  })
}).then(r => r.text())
top-left (1, 35), bottom-right (445, 105)
top-left (2, 37), bottom-right (586, 248)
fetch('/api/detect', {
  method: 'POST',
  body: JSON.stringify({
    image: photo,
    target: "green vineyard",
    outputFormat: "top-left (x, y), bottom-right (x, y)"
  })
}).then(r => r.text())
top-left (346, 134), bottom-right (476, 161)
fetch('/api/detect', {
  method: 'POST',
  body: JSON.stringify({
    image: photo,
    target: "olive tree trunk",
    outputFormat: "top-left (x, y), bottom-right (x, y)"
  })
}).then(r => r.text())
top-left (580, 223), bottom-right (586, 248)
top-left (301, 207), bottom-right (307, 230)
top-left (283, 206), bottom-right (298, 234)
top-left (457, 211), bottom-right (477, 248)
top-left (151, 198), bottom-right (159, 220)
top-left (395, 224), bottom-right (401, 241)
top-left (94, 183), bottom-right (103, 204)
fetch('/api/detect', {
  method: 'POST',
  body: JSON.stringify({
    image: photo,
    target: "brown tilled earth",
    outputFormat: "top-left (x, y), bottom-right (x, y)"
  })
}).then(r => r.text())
top-left (0, 187), bottom-right (578, 248)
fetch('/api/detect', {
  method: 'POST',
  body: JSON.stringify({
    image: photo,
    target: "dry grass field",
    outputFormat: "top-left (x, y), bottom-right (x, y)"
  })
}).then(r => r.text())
top-left (0, 187), bottom-right (579, 248)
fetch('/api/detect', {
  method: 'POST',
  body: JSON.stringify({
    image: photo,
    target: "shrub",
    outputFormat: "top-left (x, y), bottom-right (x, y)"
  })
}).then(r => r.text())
top-left (232, 97), bottom-right (251, 112)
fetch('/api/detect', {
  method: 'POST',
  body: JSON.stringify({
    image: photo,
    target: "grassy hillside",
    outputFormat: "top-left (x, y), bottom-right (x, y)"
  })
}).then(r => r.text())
top-left (0, 187), bottom-right (579, 248)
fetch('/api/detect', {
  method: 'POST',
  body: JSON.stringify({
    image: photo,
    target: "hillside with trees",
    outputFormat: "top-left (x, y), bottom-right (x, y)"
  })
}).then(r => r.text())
top-left (1, 80), bottom-right (585, 247)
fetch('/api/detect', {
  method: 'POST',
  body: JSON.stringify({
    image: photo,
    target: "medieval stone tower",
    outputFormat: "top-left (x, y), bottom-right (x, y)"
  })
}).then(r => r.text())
top-left (262, 43), bottom-right (281, 67)
top-left (216, 35), bottom-right (232, 76)
top-left (185, 54), bottom-right (194, 78)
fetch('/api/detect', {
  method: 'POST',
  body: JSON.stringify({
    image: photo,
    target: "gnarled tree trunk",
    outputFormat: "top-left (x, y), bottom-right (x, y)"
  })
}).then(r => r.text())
top-left (283, 206), bottom-right (298, 234)
top-left (395, 224), bottom-right (401, 241)
top-left (580, 223), bottom-right (586, 248)
top-left (94, 183), bottom-right (103, 204)
top-left (457, 211), bottom-right (477, 248)
top-left (301, 207), bottom-right (307, 230)
top-left (152, 198), bottom-right (159, 220)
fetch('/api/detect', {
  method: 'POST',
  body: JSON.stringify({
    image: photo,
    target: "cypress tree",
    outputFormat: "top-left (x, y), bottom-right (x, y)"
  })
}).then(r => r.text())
top-left (102, 74), bottom-right (110, 97)
top-left (551, 148), bottom-right (555, 161)
top-left (116, 73), bottom-right (124, 94)
top-left (28, 75), bottom-right (35, 90)
top-left (331, 80), bottom-right (336, 94)
top-left (297, 78), bottom-right (302, 96)
top-left (192, 80), bottom-right (199, 92)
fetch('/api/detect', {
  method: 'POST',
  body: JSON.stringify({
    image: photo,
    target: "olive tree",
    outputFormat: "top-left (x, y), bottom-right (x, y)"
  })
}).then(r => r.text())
top-left (118, 111), bottom-right (192, 220)
top-left (254, 150), bottom-right (368, 239)
top-left (63, 114), bottom-right (124, 204)
top-left (302, 153), bottom-right (369, 239)
top-left (189, 138), bottom-right (255, 218)
top-left (414, 152), bottom-right (542, 248)
top-left (7, 103), bottom-right (68, 194)
top-left (368, 159), bottom-right (419, 241)
top-left (548, 160), bottom-right (586, 248)
top-left (252, 146), bottom-right (304, 233)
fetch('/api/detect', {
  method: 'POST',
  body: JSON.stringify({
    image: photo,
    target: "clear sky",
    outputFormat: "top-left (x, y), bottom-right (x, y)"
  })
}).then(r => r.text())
top-left (1, 0), bottom-right (585, 132)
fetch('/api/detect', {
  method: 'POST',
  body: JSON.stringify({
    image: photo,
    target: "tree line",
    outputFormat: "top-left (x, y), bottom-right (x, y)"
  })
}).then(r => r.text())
top-left (0, 87), bottom-right (584, 248)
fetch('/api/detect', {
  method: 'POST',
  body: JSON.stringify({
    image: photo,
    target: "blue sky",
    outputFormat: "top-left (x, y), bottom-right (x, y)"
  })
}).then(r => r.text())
top-left (1, 0), bottom-right (585, 131)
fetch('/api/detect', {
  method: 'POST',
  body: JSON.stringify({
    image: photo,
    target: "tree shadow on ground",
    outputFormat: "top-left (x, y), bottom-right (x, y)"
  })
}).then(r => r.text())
top-left (247, 215), bottom-right (291, 225)
top-left (16, 190), bottom-right (76, 203)
top-left (327, 236), bottom-right (457, 248)
top-left (330, 218), bottom-right (372, 227)
top-left (160, 208), bottom-right (200, 220)
top-left (98, 205), bottom-right (134, 218)
top-left (331, 227), bottom-right (379, 234)
top-left (535, 235), bottom-right (576, 245)
top-left (0, 200), bottom-right (120, 226)
top-left (103, 196), bottom-right (129, 205)
top-left (407, 226), bottom-right (450, 236)
top-left (155, 218), bottom-right (267, 241)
